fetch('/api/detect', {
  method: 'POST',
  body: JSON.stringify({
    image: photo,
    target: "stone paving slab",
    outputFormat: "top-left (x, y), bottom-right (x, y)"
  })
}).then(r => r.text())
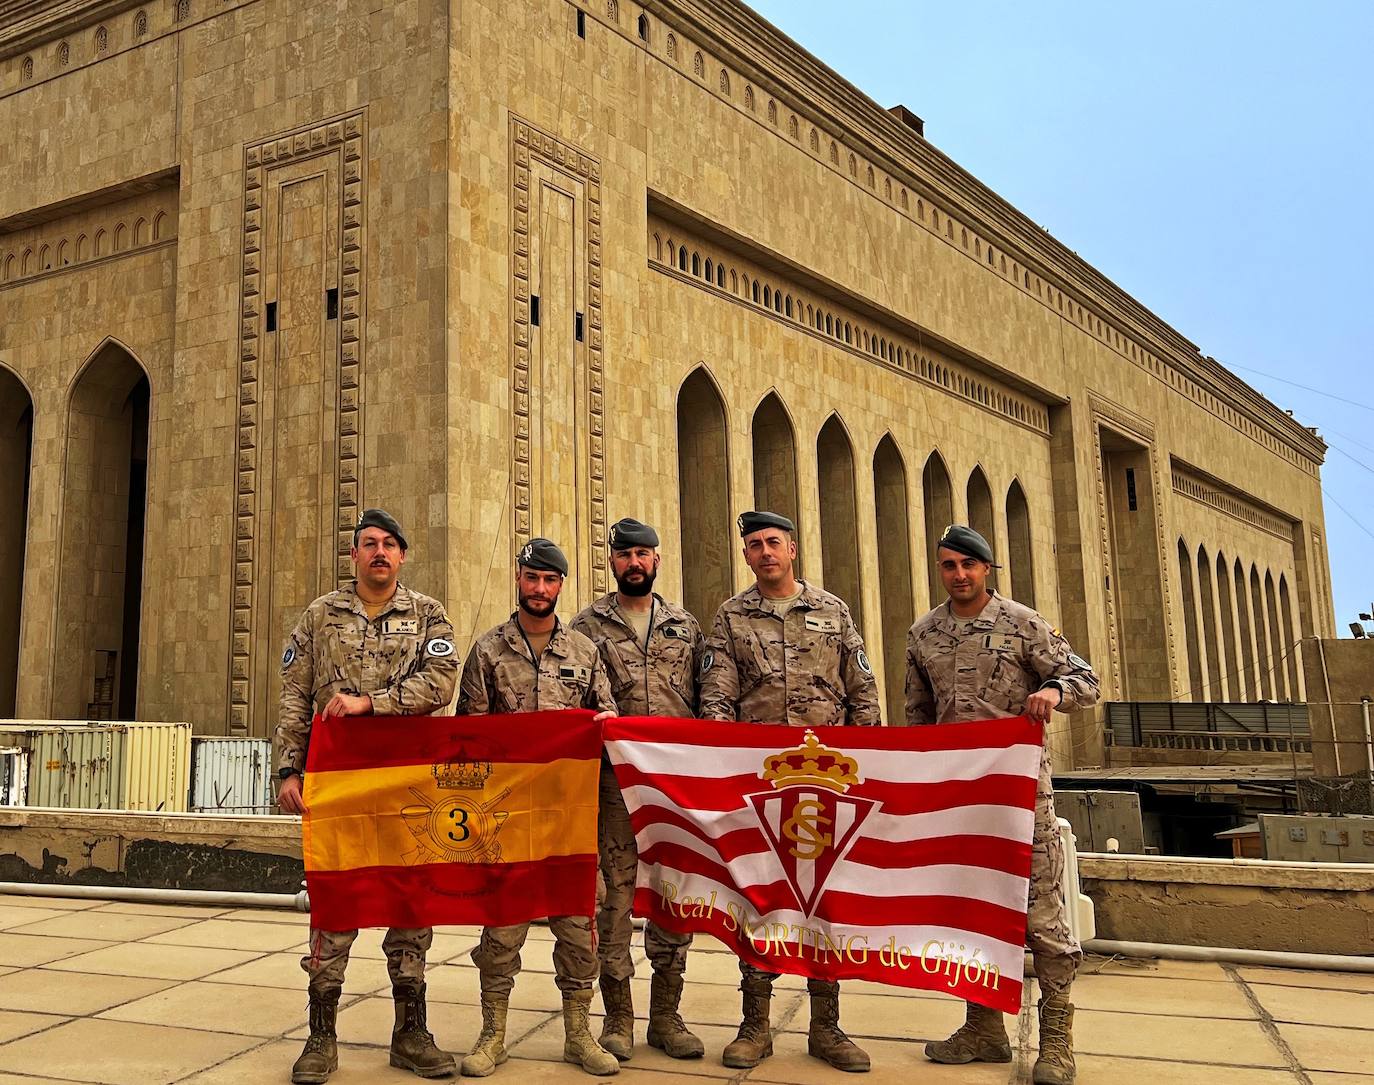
top-left (0, 893), bottom-right (1370, 1083)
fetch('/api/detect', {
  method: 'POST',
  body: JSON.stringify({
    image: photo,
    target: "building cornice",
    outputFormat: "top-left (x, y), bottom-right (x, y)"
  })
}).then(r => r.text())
top-left (0, 0), bottom-right (142, 60)
top-left (646, 0), bottom-right (1325, 466)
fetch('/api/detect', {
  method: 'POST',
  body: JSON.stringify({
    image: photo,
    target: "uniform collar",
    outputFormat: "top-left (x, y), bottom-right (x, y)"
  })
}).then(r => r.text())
top-left (943, 590), bottom-right (1005, 628)
top-left (595, 591), bottom-right (677, 632)
top-left (740, 579), bottom-right (821, 615)
top-left (332, 581), bottom-right (413, 619)
top-left (503, 613), bottom-right (571, 659)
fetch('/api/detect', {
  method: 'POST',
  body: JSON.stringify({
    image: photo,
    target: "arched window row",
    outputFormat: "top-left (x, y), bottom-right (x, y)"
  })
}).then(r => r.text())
top-left (1, 209), bottom-right (173, 285)
top-left (615, 5), bottom-right (1318, 476)
top-left (1174, 535), bottom-right (1305, 703)
top-left (648, 218), bottom-right (1049, 434)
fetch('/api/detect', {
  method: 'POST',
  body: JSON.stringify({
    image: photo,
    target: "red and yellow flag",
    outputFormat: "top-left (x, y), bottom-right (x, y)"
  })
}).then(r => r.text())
top-left (303, 710), bottom-right (601, 931)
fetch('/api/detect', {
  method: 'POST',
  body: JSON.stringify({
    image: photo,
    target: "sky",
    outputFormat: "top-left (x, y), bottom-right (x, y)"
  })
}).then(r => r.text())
top-left (747, 0), bottom-right (1374, 634)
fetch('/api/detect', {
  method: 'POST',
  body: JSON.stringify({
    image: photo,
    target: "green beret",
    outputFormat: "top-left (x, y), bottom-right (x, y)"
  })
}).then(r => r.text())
top-left (738, 510), bottom-right (795, 537)
top-left (937, 524), bottom-right (999, 566)
top-left (608, 518), bottom-right (659, 550)
top-left (518, 537), bottom-right (569, 576)
top-left (354, 508), bottom-right (408, 551)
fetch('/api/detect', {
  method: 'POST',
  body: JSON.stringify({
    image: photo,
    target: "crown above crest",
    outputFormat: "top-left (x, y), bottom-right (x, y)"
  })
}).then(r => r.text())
top-left (761, 730), bottom-right (860, 793)
top-left (433, 757), bottom-right (493, 790)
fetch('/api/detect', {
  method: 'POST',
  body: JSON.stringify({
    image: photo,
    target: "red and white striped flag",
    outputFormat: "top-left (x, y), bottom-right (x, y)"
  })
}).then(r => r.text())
top-left (602, 715), bottom-right (1042, 1013)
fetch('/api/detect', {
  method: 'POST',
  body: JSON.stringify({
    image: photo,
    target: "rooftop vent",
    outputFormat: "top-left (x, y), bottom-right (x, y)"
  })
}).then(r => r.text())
top-left (888, 104), bottom-right (925, 138)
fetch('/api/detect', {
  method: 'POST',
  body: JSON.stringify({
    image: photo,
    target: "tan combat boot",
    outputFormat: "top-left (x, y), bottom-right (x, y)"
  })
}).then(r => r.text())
top-left (1032, 992), bottom-right (1076, 1084)
top-left (598, 975), bottom-right (634, 1061)
top-left (721, 975), bottom-right (773, 1069)
top-left (925, 1000), bottom-right (1012, 1064)
top-left (390, 984), bottom-right (456, 1078)
top-left (460, 995), bottom-right (509, 1078)
top-left (806, 981), bottom-right (870, 1072)
top-left (291, 991), bottom-right (339, 1084)
top-left (646, 972), bottom-right (704, 1059)
top-left (562, 988), bottom-right (620, 1076)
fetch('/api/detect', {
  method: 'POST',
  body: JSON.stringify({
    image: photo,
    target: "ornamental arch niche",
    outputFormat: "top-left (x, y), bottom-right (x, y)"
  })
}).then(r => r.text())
top-left (1005, 478), bottom-right (1035, 607)
top-left (0, 365), bottom-right (33, 717)
top-left (751, 392), bottom-right (801, 574)
top-left (676, 368), bottom-right (732, 627)
top-left (921, 451), bottom-right (954, 608)
top-left (53, 340), bottom-right (150, 720)
top-left (966, 465), bottom-right (997, 591)
top-left (873, 435), bottom-right (913, 725)
top-left (816, 414), bottom-right (863, 626)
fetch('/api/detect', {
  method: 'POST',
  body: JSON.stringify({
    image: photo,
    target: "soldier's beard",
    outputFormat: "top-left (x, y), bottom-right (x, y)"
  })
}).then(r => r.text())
top-left (614, 568), bottom-right (656, 597)
top-left (518, 593), bottom-right (557, 617)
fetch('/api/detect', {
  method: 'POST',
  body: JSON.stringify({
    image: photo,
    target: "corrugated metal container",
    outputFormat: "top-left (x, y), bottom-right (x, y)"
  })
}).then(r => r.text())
top-left (0, 747), bottom-right (26, 806)
top-left (191, 737), bottom-right (275, 814)
top-left (25, 722), bottom-right (191, 812)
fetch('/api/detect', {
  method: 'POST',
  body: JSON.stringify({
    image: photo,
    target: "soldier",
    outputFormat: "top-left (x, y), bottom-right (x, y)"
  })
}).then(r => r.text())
top-left (571, 518), bottom-right (705, 1064)
top-left (699, 510), bottom-right (879, 1074)
top-left (276, 508), bottom-right (459, 1084)
top-left (905, 524), bottom-right (1099, 1085)
top-left (455, 537), bottom-right (620, 1078)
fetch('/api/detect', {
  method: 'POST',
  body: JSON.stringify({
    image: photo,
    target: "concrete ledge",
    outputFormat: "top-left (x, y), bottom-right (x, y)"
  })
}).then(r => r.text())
top-left (1081, 853), bottom-right (1374, 954)
top-left (0, 808), bottom-right (304, 893)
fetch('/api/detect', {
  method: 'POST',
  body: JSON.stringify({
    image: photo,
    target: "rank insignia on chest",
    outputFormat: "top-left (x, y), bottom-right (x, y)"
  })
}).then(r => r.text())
top-left (559, 664), bottom-right (590, 683)
top-left (383, 618), bottom-right (420, 635)
top-left (662, 624), bottom-right (689, 640)
top-left (983, 633), bottom-right (1019, 653)
top-left (804, 615), bottom-right (840, 633)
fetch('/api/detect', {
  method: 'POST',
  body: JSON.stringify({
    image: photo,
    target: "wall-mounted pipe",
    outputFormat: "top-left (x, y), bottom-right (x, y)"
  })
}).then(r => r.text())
top-left (1085, 938), bottom-right (1374, 973)
top-left (0, 881), bottom-right (308, 911)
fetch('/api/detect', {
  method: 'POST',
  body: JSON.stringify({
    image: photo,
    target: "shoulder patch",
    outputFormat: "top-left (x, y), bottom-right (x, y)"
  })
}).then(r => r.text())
top-left (856, 649), bottom-right (873, 675)
top-left (281, 645), bottom-right (295, 668)
top-left (1050, 628), bottom-right (1062, 638)
top-left (426, 638), bottom-right (455, 658)
top-left (700, 649), bottom-right (714, 674)
top-left (1068, 653), bottom-right (1092, 671)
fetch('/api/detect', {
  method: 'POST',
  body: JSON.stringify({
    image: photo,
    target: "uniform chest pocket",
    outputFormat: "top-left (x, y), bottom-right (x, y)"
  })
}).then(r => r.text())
top-left (736, 631), bottom-right (775, 693)
top-left (603, 641), bottom-right (637, 696)
top-left (557, 663), bottom-right (592, 702)
top-left (974, 640), bottom-right (1028, 713)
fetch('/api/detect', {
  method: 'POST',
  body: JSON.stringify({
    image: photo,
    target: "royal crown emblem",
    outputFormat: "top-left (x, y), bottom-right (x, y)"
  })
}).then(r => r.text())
top-left (433, 754), bottom-right (493, 791)
top-left (746, 730), bottom-right (880, 916)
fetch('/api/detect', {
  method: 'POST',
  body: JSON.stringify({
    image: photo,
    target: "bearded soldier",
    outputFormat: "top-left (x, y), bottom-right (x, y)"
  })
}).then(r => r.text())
top-left (277, 508), bottom-right (458, 1083)
top-left (571, 518), bottom-right (704, 1064)
top-left (699, 510), bottom-right (879, 1074)
top-left (906, 525), bottom-right (1099, 1085)
top-left (455, 538), bottom-right (620, 1078)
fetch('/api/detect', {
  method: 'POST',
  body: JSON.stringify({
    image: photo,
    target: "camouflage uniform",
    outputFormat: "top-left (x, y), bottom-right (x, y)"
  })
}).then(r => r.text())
top-left (700, 580), bottom-right (879, 989)
top-left (276, 580), bottom-right (459, 998)
top-left (571, 593), bottom-right (702, 983)
top-left (456, 615), bottom-right (615, 997)
top-left (904, 590), bottom-right (1100, 995)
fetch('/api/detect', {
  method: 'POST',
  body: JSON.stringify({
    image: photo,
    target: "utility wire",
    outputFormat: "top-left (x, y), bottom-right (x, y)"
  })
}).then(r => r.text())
top-left (1229, 363), bottom-right (1374, 415)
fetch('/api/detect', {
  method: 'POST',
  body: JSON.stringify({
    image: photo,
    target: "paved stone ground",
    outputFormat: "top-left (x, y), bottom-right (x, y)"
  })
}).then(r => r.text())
top-left (0, 892), bottom-right (1369, 1083)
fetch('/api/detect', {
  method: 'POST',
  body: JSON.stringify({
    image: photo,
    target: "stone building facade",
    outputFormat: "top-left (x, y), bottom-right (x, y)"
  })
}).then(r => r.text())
top-left (0, 0), bottom-right (1334, 768)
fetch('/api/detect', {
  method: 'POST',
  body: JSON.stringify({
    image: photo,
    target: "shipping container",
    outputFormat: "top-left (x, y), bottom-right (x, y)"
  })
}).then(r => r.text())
top-left (191, 737), bottom-right (276, 814)
top-left (0, 747), bottom-right (26, 806)
top-left (24, 722), bottom-right (191, 812)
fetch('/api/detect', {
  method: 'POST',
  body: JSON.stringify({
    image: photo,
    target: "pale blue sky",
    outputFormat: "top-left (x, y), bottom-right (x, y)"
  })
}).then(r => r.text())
top-left (748, 0), bottom-right (1374, 633)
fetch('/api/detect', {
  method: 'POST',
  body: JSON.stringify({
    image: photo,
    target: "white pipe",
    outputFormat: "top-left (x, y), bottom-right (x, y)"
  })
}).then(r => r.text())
top-left (1085, 939), bottom-right (1374, 973)
top-left (1363, 698), bottom-right (1373, 776)
top-left (1077, 852), bottom-right (1374, 873)
top-left (0, 881), bottom-right (308, 911)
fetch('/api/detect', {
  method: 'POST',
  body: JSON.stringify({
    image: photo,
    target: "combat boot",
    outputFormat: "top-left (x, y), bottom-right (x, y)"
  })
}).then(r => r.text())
top-left (721, 975), bottom-right (773, 1069)
top-left (390, 984), bottom-right (456, 1078)
top-left (291, 991), bottom-right (339, 1084)
top-left (460, 995), bottom-right (509, 1078)
top-left (1032, 992), bottom-right (1076, 1084)
top-left (562, 988), bottom-right (620, 1076)
top-left (925, 1000), bottom-right (1012, 1064)
top-left (806, 981), bottom-right (870, 1072)
top-left (646, 972), bottom-right (704, 1059)
top-left (598, 975), bottom-right (634, 1061)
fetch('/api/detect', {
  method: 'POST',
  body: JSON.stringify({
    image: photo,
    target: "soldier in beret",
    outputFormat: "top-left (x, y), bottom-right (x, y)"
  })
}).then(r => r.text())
top-left (572, 518), bottom-right (705, 1064)
top-left (906, 524), bottom-right (1099, 1085)
top-left (277, 508), bottom-right (458, 1083)
top-left (456, 538), bottom-right (620, 1078)
top-left (700, 510), bottom-right (878, 1074)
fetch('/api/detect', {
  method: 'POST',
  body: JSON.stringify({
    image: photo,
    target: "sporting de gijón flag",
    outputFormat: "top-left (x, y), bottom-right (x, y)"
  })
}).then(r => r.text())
top-left (303, 711), bottom-right (601, 931)
top-left (603, 716), bottom-right (1042, 1014)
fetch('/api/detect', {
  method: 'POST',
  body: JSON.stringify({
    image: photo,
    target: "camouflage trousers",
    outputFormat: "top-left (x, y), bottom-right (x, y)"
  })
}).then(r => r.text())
top-left (1027, 745), bottom-right (1082, 995)
top-left (302, 926), bottom-right (430, 997)
top-left (740, 958), bottom-right (840, 999)
top-left (598, 759), bottom-right (693, 982)
top-left (472, 916), bottom-right (599, 998)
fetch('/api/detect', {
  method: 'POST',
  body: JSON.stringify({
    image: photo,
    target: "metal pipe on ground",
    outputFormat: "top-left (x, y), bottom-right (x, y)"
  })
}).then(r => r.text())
top-left (1085, 939), bottom-right (1374, 973)
top-left (0, 881), bottom-right (308, 911)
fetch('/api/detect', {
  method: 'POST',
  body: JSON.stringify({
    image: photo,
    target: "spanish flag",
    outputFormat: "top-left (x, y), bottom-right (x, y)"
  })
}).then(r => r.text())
top-left (303, 710), bottom-right (601, 931)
